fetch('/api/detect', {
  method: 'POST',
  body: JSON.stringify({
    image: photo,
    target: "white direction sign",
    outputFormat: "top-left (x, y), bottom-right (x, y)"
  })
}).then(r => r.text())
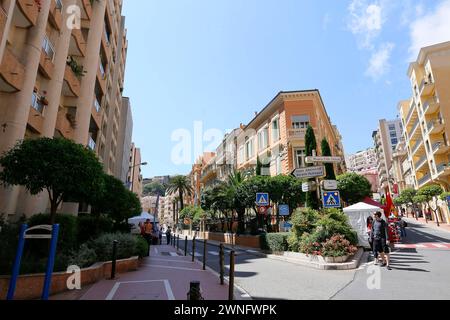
top-left (292, 166), bottom-right (325, 179)
top-left (305, 156), bottom-right (342, 164)
top-left (322, 180), bottom-right (338, 190)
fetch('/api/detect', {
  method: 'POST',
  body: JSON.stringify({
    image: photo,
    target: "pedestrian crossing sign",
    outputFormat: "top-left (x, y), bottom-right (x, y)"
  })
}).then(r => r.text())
top-left (323, 191), bottom-right (341, 208)
top-left (256, 193), bottom-right (270, 206)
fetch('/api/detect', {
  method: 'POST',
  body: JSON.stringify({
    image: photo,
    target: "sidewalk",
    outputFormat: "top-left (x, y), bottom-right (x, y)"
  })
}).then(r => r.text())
top-left (404, 217), bottom-right (450, 233)
top-left (51, 245), bottom-right (229, 300)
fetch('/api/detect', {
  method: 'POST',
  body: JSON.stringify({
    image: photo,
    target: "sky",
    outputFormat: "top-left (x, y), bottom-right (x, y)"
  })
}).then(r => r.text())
top-left (122, 0), bottom-right (450, 178)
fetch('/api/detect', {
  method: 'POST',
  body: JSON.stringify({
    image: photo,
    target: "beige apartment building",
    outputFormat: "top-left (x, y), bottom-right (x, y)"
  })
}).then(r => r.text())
top-left (236, 90), bottom-right (346, 176)
top-left (0, 0), bottom-right (132, 218)
top-left (128, 143), bottom-right (143, 197)
top-left (346, 148), bottom-right (377, 173)
top-left (398, 41), bottom-right (450, 223)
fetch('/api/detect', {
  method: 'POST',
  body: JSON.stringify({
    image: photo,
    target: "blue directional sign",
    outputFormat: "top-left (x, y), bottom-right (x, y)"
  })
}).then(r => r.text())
top-left (256, 193), bottom-right (270, 206)
top-left (284, 222), bottom-right (293, 229)
top-left (279, 205), bottom-right (290, 216)
top-left (447, 196), bottom-right (450, 209)
top-left (323, 191), bottom-right (341, 208)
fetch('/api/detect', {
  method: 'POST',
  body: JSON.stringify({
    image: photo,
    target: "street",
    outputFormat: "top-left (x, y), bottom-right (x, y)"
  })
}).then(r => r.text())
top-left (176, 219), bottom-right (450, 300)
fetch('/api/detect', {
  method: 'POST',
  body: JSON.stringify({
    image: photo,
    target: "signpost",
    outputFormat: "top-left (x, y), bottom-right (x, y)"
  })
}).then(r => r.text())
top-left (321, 180), bottom-right (338, 190)
top-left (291, 166), bottom-right (326, 179)
top-left (279, 205), bottom-right (290, 216)
top-left (256, 193), bottom-right (270, 207)
top-left (322, 191), bottom-right (342, 208)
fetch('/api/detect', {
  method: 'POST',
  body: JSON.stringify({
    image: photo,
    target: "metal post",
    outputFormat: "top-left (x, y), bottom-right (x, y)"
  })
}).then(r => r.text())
top-left (228, 250), bottom-right (235, 301)
top-left (187, 281), bottom-right (203, 300)
top-left (184, 236), bottom-right (188, 256)
top-left (6, 224), bottom-right (28, 300)
top-left (219, 244), bottom-right (224, 285)
top-left (203, 239), bottom-right (207, 271)
top-left (177, 235), bottom-right (180, 250)
top-left (192, 237), bottom-right (196, 262)
top-left (111, 240), bottom-right (118, 280)
top-left (41, 224), bottom-right (60, 300)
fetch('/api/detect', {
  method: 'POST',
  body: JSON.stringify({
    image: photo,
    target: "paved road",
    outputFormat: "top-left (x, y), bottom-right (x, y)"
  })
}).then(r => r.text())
top-left (173, 219), bottom-right (450, 300)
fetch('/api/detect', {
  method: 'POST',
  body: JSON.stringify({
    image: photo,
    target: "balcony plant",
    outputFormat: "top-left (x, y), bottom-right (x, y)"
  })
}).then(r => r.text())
top-left (67, 56), bottom-right (85, 78)
top-left (40, 91), bottom-right (49, 106)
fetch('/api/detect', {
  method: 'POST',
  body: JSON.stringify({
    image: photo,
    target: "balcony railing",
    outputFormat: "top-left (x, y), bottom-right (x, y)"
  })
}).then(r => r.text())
top-left (432, 141), bottom-right (445, 153)
top-left (419, 76), bottom-right (434, 95)
top-left (436, 163), bottom-right (449, 175)
top-left (423, 96), bottom-right (439, 114)
top-left (31, 92), bottom-right (44, 113)
top-left (405, 101), bottom-right (416, 124)
top-left (418, 173), bottom-right (431, 186)
top-left (288, 129), bottom-right (307, 139)
top-left (427, 118), bottom-right (444, 133)
top-left (94, 97), bottom-right (101, 112)
top-left (88, 137), bottom-right (96, 151)
top-left (408, 119), bottom-right (420, 137)
top-left (415, 154), bottom-right (427, 169)
top-left (411, 139), bottom-right (423, 154)
top-left (42, 35), bottom-right (55, 62)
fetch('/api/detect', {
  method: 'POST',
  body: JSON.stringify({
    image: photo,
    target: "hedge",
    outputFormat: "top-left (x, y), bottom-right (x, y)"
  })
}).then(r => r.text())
top-left (261, 233), bottom-right (291, 252)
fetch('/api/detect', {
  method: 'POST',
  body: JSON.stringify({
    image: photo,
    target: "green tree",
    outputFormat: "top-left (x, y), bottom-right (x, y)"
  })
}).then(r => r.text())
top-left (440, 192), bottom-right (450, 202)
top-left (417, 184), bottom-right (444, 227)
top-left (321, 138), bottom-right (336, 180)
top-left (337, 173), bottom-right (372, 205)
top-left (166, 175), bottom-right (193, 211)
top-left (143, 181), bottom-right (166, 196)
top-left (398, 188), bottom-right (418, 218)
top-left (228, 171), bottom-right (247, 234)
top-left (92, 174), bottom-right (142, 231)
top-left (305, 125), bottom-right (319, 209)
top-left (0, 138), bottom-right (104, 224)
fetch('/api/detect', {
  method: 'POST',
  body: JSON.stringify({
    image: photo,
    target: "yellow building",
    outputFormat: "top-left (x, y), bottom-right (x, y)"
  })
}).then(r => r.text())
top-left (0, 0), bottom-right (132, 219)
top-left (398, 41), bottom-right (450, 223)
top-left (237, 90), bottom-right (346, 176)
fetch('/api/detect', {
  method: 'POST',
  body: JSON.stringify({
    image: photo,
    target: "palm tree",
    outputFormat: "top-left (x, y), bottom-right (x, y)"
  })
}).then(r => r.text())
top-left (167, 175), bottom-right (193, 213)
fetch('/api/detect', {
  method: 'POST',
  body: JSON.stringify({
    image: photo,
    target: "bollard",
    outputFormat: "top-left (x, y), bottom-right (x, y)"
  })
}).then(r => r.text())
top-left (219, 244), bottom-right (224, 285)
top-left (111, 240), bottom-right (118, 280)
top-left (187, 281), bottom-right (203, 300)
top-left (177, 235), bottom-right (180, 250)
top-left (185, 236), bottom-right (188, 256)
top-left (203, 239), bottom-right (207, 271)
top-left (192, 237), bottom-right (196, 262)
top-left (228, 250), bottom-right (235, 301)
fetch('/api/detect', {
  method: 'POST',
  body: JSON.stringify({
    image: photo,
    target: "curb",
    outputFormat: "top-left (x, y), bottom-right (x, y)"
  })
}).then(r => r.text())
top-left (175, 247), bottom-right (253, 301)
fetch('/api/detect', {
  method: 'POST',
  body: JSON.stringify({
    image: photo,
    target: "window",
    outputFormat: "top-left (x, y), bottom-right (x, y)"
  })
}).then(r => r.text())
top-left (391, 138), bottom-right (398, 146)
top-left (42, 35), bottom-right (55, 61)
top-left (389, 125), bottom-right (396, 131)
top-left (390, 132), bottom-right (397, 138)
top-left (292, 115), bottom-right (310, 129)
top-left (258, 127), bottom-right (269, 151)
top-left (245, 137), bottom-right (253, 160)
top-left (272, 119), bottom-right (280, 142)
top-left (294, 149), bottom-right (306, 168)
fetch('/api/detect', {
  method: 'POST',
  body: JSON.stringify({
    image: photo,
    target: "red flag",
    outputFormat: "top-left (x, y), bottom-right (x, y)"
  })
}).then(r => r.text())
top-left (385, 191), bottom-right (395, 217)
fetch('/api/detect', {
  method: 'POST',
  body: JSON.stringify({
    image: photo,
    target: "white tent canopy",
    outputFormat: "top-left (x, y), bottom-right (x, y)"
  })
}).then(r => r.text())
top-left (343, 203), bottom-right (386, 247)
top-left (128, 212), bottom-right (159, 225)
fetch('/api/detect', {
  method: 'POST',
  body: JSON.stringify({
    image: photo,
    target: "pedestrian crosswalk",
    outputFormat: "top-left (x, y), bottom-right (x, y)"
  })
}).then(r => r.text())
top-left (395, 243), bottom-right (450, 250)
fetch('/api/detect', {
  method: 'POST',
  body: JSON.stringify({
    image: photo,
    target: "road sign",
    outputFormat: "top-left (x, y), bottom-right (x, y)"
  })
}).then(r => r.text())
top-left (322, 180), bottom-right (338, 190)
top-left (302, 182), bottom-right (317, 192)
top-left (323, 191), bottom-right (341, 208)
top-left (447, 196), bottom-right (450, 209)
top-left (256, 193), bottom-right (270, 206)
top-left (291, 166), bottom-right (326, 179)
top-left (305, 156), bottom-right (342, 164)
top-left (279, 205), bottom-right (290, 216)
top-left (283, 222), bottom-right (293, 229)
top-left (258, 206), bottom-right (269, 214)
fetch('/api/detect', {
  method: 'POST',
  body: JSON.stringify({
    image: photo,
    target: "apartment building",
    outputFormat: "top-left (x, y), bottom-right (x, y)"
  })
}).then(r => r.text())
top-left (389, 140), bottom-right (415, 195)
top-left (189, 152), bottom-right (215, 206)
top-left (346, 148), bottom-right (377, 173)
top-left (215, 128), bottom-right (242, 182)
top-left (398, 41), bottom-right (450, 223)
top-left (236, 90), bottom-right (346, 176)
top-left (115, 97), bottom-right (133, 183)
top-left (128, 142), bottom-right (143, 197)
top-left (372, 119), bottom-right (403, 194)
top-left (0, 0), bottom-right (132, 218)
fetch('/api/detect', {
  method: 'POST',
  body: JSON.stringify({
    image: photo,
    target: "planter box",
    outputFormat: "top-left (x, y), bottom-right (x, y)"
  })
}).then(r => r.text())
top-left (0, 256), bottom-right (139, 300)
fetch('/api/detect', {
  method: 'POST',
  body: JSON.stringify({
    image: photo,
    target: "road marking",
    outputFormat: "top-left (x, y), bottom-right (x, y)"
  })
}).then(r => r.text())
top-left (148, 258), bottom-right (194, 264)
top-left (169, 252), bottom-right (178, 257)
top-left (154, 248), bottom-right (158, 254)
top-left (143, 264), bottom-right (203, 272)
top-left (431, 243), bottom-right (447, 248)
top-left (209, 251), bottom-right (219, 256)
top-left (105, 280), bottom-right (174, 301)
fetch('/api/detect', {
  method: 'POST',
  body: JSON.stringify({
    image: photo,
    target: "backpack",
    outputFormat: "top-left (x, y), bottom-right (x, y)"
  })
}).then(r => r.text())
top-left (401, 220), bottom-right (408, 228)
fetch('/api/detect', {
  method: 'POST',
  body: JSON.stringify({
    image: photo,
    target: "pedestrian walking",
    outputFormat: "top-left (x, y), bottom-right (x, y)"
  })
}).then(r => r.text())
top-left (371, 212), bottom-right (391, 270)
top-left (159, 225), bottom-right (163, 245)
top-left (166, 226), bottom-right (172, 245)
top-left (143, 219), bottom-right (153, 255)
top-left (367, 216), bottom-right (374, 253)
top-left (399, 218), bottom-right (408, 238)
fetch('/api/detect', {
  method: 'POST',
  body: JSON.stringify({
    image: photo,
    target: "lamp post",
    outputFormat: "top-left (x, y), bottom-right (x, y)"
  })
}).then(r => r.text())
top-left (128, 162), bottom-right (148, 193)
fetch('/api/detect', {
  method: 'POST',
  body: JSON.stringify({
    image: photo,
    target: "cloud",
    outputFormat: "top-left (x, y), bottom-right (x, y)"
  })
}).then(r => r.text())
top-left (322, 13), bottom-right (331, 31)
top-left (365, 43), bottom-right (395, 80)
top-left (409, 0), bottom-right (450, 60)
top-left (347, 0), bottom-right (385, 49)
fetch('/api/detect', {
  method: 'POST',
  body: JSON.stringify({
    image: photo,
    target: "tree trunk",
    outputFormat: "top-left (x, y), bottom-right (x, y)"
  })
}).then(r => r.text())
top-left (433, 200), bottom-right (440, 227)
top-left (236, 208), bottom-right (245, 235)
top-left (50, 199), bottom-right (58, 225)
top-left (179, 188), bottom-right (184, 211)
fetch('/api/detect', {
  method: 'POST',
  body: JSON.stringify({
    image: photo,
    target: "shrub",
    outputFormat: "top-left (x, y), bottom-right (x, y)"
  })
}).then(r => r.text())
top-left (290, 208), bottom-right (320, 237)
top-left (77, 214), bottom-right (113, 244)
top-left (321, 234), bottom-right (358, 258)
top-left (315, 216), bottom-right (358, 246)
top-left (261, 233), bottom-right (290, 252)
top-left (67, 244), bottom-right (98, 268)
top-left (89, 233), bottom-right (141, 262)
top-left (0, 216), bottom-right (26, 275)
top-left (135, 236), bottom-right (149, 258)
top-left (298, 232), bottom-right (323, 255)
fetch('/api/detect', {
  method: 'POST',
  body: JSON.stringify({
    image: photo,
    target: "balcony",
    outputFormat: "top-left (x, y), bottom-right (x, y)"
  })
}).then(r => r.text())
top-left (0, 47), bottom-right (25, 92)
top-left (0, 7), bottom-right (7, 47)
top-left (405, 101), bottom-right (417, 125)
top-left (418, 173), bottom-right (431, 187)
top-left (63, 65), bottom-right (81, 97)
top-left (436, 163), bottom-right (450, 176)
top-left (70, 29), bottom-right (86, 57)
top-left (432, 141), bottom-right (450, 155)
top-left (96, 63), bottom-right (106, 94)
top-left (14, 0), bottom-right (39, 28)
top-left (31, 92), bottom-right (45, 114)
top-left (408, 119), bottom-right (420, 138)
top-left (288, 129), bottom-right (307, 140)
top-left (427, 118), bottom-right (445, 135)
top-left (55, 109), bottom-right (75, 139)
top-left (411, 139), bottom-right (424, 155)
top-left (91, 97), bottom-right (102, 128)
top-left (414, 154), bottom-right (428, 170)
top-left (49, 0), bottom-right (63, 31)
top-left (423, 96), bottom-right (439, 115)
top-left (39, 37), bottom-right (55, 79)
top-left (80, 0), bottom-right (92, 20)
top-left (420, 77), bottom-right (435, 97)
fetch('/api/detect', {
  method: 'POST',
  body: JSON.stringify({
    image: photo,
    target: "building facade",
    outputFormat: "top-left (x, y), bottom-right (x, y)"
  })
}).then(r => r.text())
top-left (128, 142), bottom-right (143, 197)
top-left (372, 119), bottom-right (403, 195)
top-left (346, 148), bottom-right (377, 173)
top-left (236, 90), bottom-right (346, 176)
top-left (115, 97), bottom-right (133, 183)
top-left (0, 0), bottom-right (132, 218)
top-left (216, 128), bottom-right (242, 182)
top-left (398, 41), bottom-right (450, 223)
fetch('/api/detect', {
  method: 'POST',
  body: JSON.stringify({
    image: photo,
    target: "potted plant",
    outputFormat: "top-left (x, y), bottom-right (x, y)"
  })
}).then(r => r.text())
top-left (40, 91), bottom-right (49, 106)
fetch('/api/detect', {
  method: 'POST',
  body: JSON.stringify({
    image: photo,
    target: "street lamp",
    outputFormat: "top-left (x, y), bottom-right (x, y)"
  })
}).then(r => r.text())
top-left (128, 162), bottom-right (148, 192)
